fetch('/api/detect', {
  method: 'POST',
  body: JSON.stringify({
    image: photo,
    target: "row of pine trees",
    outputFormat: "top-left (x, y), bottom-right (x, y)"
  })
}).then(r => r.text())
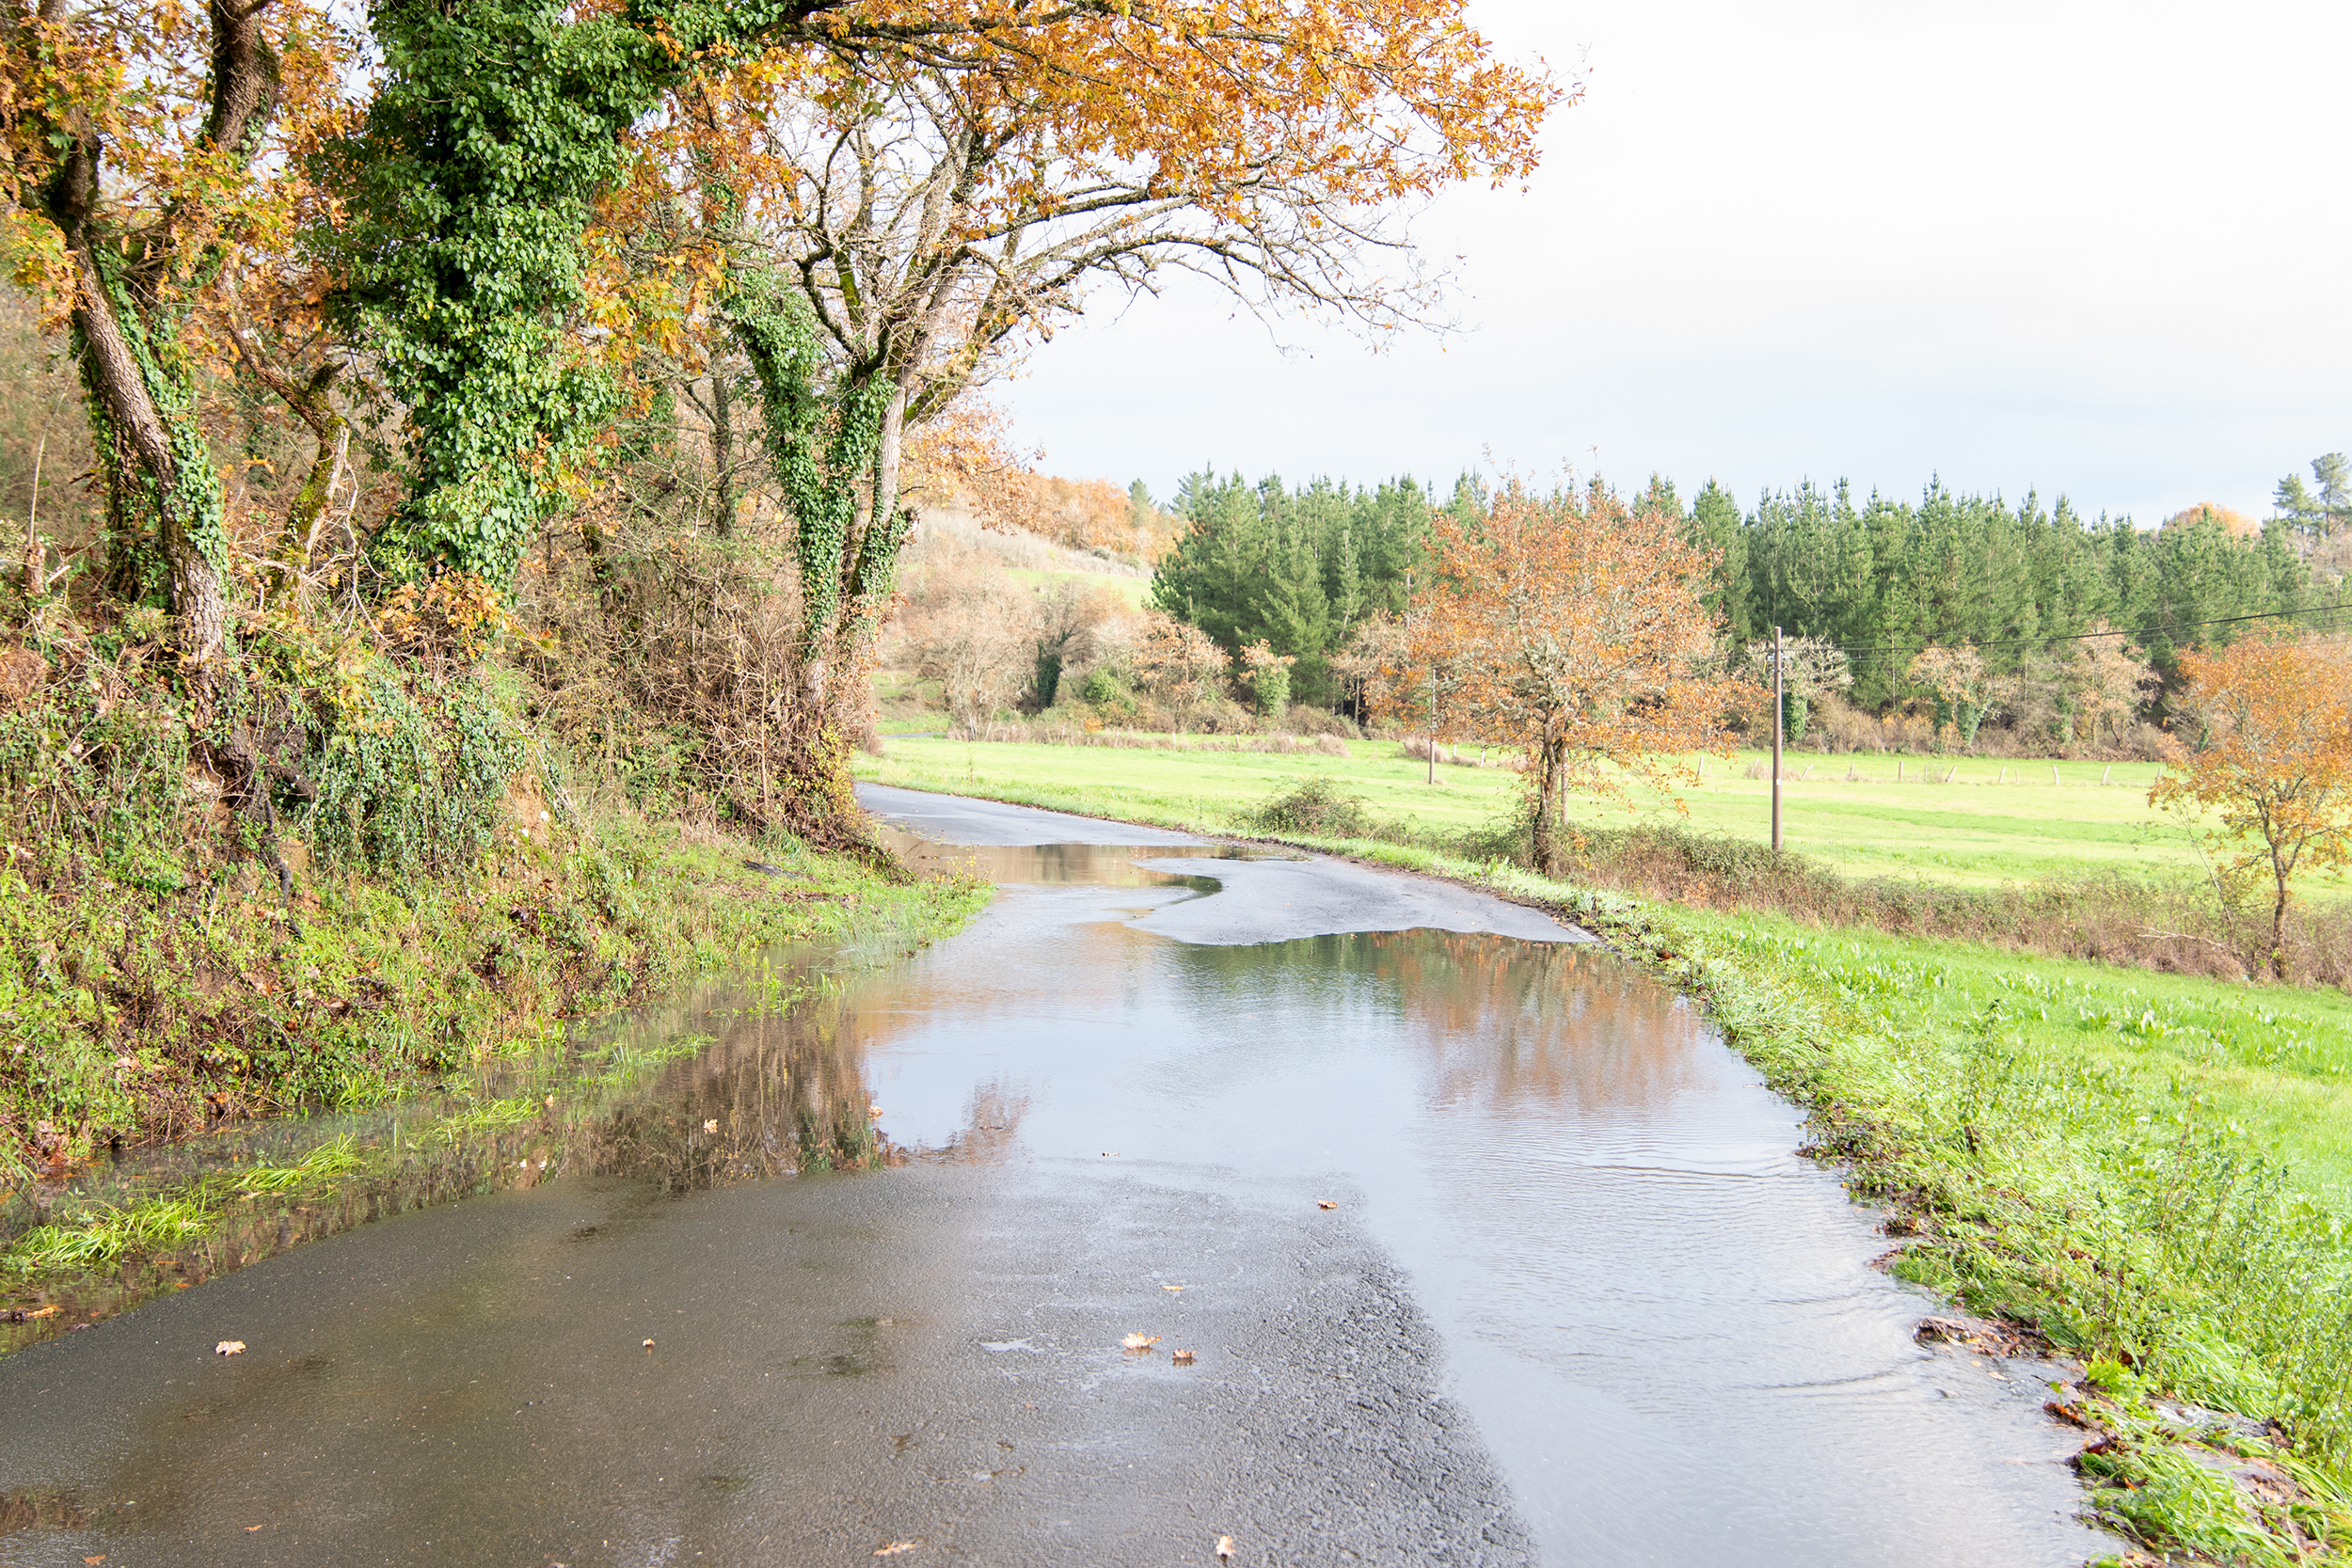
top-left (1149, 467), bottom-right (2334, 716)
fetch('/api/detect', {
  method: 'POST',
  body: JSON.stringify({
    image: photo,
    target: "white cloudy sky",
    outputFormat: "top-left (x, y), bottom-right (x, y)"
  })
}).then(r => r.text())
top-left (994, 0), bottom-right (2352, 522)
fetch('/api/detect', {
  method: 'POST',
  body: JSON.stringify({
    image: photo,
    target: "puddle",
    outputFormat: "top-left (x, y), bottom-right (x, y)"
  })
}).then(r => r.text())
top-left (1, 947), bottom-right (902, 1354)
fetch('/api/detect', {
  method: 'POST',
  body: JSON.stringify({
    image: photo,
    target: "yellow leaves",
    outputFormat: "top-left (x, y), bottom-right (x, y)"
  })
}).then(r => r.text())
top-left (872, 1542), bottom-right (921, 1557)
top-left (643, 1338), bottom-right (657, 1350)
top-left (1171, 1348), bottom-right (1196, 1364)
top-left (215, 1339), bottom-right (245, 1354)
top-left (1121, 1333), bottom-right (1160, 1352)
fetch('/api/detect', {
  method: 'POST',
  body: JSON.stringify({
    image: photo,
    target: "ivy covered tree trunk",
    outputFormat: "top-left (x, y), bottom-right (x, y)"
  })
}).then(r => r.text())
top-left (16, 0), bottom-right (289, 671)
top-left (726, 270), bottom-right (907, 837)
top-left (61, 243), bottom-right (230, 661)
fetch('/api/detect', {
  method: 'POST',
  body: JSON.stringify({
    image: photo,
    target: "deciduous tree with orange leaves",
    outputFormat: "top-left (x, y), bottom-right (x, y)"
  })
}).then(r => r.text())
top-left (2152, 635), bottom-right (2352, 980)
top-left (1402, 480), bottom-right (1751, 876)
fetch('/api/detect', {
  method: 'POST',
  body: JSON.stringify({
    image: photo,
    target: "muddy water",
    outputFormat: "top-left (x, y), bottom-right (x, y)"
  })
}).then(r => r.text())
top-left (0, 791), bottom-right (2107, 1567)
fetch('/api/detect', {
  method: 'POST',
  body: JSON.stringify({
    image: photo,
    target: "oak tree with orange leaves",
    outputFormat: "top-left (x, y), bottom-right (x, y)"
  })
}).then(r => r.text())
top-left (1403, 480), bottom-right (1750, 877)
top-left (2152, 635), bottom-right (2352, 980)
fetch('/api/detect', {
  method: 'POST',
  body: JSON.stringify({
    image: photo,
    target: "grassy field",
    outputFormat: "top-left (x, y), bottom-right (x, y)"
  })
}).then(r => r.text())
top-left (859, 735), bottom-right (2240, 890)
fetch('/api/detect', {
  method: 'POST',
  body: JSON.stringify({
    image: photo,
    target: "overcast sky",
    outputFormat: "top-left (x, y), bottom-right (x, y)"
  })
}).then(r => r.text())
top-left (994, 0), bottom-right (2352, 523)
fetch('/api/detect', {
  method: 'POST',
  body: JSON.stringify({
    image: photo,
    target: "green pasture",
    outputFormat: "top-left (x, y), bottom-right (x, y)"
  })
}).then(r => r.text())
top-left (1721, 913), bottom-right (2352, 1209)
top-left (857, 736), bottom-right (2248, 892)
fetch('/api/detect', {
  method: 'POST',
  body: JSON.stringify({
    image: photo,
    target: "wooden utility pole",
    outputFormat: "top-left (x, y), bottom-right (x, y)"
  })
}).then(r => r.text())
top-left (1771, 625), bottom-right (1784, 855)
top-left (1427, 664), bottom-right (1438, 785)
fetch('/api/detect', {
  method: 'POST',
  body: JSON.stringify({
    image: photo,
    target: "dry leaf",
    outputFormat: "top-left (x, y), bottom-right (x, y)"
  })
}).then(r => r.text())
top-left (873, 1542), bottom-right (920, 1557)
top-left (1316, 1200), bottom-right (1337, 1211)
top-left (1216, 1535), bottom-right (1235, 1559)
top-left (1121, 1333), bottom-right (1160, 1352)
top-left (1172, 1349), bottom-right (1197, 1365)
top-left (215, 1340), bottom-right (245, 1355)
top-left (26, 1304), bottom-right (61, 1319)
top-left (1163, 1284), bottom-right (1185, 1292)
top-left (702, 1118), bottom-right (718, 1133)
top-left (1100, 1151), bottom-right (1119, 1157)
top-left (642, 1338), bottom-right (656, 1350)
top-left (868, 1104), bottom-right (884, 1118)
top-left (244, 1525), bottom-right (263, 1531)
top-left (83, 1556), bottom-right (105, 1564)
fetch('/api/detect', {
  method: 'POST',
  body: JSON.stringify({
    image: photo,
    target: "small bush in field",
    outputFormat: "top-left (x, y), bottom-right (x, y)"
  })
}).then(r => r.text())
top-left (1244, 776), bottom-right (1376, 838)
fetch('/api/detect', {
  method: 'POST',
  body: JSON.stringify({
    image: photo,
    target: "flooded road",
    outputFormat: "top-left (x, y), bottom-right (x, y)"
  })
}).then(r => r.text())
top-left (0, 786), bottom-right (2106, 1566)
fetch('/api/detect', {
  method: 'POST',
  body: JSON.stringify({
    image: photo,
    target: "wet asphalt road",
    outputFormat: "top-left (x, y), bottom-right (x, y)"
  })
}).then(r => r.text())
top-left (0, 786), bottom-right (2108, 1567)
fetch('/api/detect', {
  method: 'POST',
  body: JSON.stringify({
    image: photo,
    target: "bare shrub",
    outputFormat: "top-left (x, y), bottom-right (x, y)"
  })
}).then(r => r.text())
top-left (1132, 611), bottom-right (1230, 705)
top-left (901, 546), bottom-right (1038, 732)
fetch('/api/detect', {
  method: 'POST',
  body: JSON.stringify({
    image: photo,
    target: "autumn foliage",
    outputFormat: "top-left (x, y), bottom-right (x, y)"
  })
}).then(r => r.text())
top-left (1401, 482), bottom-right (1751, 875)
top-left (2152, 635), bottom-right (2352, 979)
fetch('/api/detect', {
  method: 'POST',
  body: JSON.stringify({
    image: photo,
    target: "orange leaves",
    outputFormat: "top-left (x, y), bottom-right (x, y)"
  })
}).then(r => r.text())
top-left (1403, 479), bottom-right (1751, 872)
top-left (1121, 1333), bottom-right (1161, 1352)
top-left (0, 0), bottom-right (353, 319)
top-left (2151, 634), bottom-right (2352, 976)
top-left (588, 0), bottom-right (1558, 455)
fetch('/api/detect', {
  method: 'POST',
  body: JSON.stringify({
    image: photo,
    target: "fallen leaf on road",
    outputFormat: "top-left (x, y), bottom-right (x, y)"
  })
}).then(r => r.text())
top-left (872, 1542), bottom-right (920, 1557)
top-left (642, 1338), bottom-right (656, 1350)
top-left (1316, 1200), bottom-right (1337, 1211)
top-left (1100, 1151), bottom-right (1119, 1157)
top-left (245, 1525), bottom-right (263, 1531)
top-left (1172, 1349), bottom-right (1196, 1365)
top-left (1162, 1285), bottom-right (1184, 1292)
top-left (702, 1118), bottom-right (718, 1133)
top-left (1121, 1333), bottom-right (1160, 1352)
top-left (215, 1340), bottom-right (245, 1355)
top-left (1216, 1534), bottom-right (1235, 1559)
top-left (82, 1555), bottom-right (104, 1564)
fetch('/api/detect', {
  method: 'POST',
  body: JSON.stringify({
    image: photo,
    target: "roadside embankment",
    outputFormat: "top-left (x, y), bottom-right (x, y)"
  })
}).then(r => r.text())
top-left (0, 625), bottom-right (988, 1187)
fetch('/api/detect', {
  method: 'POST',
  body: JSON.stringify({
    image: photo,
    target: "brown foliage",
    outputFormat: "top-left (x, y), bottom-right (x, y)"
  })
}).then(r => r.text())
top-left (2153, 635), bottom-right (2352, 979)
top-left (1402, 480), bottom-right (1753, 874)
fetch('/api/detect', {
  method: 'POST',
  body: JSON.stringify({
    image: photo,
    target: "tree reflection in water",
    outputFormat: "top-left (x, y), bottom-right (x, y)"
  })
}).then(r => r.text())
top-left (1, 944), bottom-right (918, 1349)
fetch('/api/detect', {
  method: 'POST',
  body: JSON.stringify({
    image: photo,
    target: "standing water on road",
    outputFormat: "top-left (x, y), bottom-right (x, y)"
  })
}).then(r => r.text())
top-left (0, 785), bottom-right (2106, 1567)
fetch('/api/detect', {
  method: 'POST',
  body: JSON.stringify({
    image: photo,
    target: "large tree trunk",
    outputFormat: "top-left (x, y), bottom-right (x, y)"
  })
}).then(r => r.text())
top-left (24, 0), bottom-right (281, 671)
top-left (65, 242), bottom-right (229, 666)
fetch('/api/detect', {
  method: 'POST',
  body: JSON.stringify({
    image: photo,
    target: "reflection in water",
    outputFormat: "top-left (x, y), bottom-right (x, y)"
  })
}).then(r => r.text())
top-left (1164, 929), bottom-right (1705, 1120)
top-left (0, 952), bottom-right (907, 1353)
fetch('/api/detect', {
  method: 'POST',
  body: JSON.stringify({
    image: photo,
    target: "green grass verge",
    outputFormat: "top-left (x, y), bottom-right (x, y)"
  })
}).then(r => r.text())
top-left (850, 761), bottom-right (2352, 1564)
top-left (2, 807), bottom-right (986, 1181)
top-left (860, 734), bottom-right (2304, 894)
